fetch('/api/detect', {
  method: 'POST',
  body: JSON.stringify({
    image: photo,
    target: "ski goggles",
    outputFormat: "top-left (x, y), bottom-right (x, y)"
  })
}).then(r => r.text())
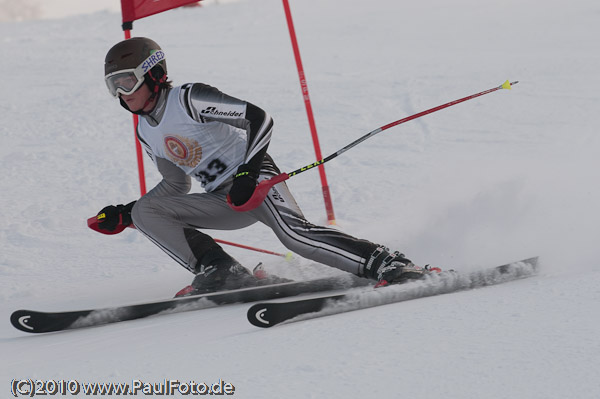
top-left (104, 50), bottom-right (165, 97)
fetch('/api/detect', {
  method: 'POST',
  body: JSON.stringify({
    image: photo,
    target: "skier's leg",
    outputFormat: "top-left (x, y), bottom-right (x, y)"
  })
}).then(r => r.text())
top-left (131, 189), bottom-right (265, 293)
top-left (250, 177), bottom-right (423, 283)
top-left (131, 189), bottom-right (254, 271)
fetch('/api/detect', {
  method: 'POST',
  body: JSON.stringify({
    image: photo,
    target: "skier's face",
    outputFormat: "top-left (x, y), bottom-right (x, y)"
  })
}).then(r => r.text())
top-left (120, 83), bottom-right (154, 112)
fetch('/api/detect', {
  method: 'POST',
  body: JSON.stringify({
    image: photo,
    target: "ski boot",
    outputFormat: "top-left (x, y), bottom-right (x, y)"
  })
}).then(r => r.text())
top-left (175, 254), bottom-right (259, 297)
top-left (364, 246), bottom-right (426, 288)
top-left (252, 263), bottom-right (293, 285)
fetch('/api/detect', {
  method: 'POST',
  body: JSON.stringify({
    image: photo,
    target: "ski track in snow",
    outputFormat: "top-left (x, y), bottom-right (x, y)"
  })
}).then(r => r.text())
top-left (1, 0), bottom-right (600, 398)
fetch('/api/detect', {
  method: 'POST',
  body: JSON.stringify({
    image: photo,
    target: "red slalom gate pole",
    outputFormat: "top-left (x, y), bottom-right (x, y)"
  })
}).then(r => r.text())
top-left (123, 28), bottom-right (147, 196)
top-left (282, 0), bottom-right (336, 225)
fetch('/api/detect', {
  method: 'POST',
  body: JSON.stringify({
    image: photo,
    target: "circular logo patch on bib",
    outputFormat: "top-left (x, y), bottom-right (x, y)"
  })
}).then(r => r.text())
top-left (164, 135), bottom-right (203, 167)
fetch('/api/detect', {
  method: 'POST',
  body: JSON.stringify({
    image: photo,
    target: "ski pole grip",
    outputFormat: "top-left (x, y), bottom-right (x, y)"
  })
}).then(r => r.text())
top-left (87, 216), bottom-right (132, 235)
top-left (228, 173), bottom-right (290, 212)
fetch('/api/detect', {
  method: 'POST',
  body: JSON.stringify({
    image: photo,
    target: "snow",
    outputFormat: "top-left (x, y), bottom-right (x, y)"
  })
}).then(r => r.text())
top-left (1, 0), bottom-right (599, 397)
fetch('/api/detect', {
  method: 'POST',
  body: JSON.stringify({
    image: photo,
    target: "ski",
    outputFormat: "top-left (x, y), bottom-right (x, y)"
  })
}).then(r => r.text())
top-left (11, 276), bottom-right (367, 333)
top-left (247, 257), bottom-right (539, 328)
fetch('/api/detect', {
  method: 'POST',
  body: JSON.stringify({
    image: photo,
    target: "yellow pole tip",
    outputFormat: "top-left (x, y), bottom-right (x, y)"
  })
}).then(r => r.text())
top-left (502, 80), bottom-right (512, 90)
top-left (285, 252), bottom-right (294, 261)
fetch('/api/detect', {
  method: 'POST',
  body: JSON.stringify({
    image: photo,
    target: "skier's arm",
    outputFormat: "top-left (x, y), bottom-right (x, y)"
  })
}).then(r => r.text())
top-left (240, 102), bottom-right (271, 172)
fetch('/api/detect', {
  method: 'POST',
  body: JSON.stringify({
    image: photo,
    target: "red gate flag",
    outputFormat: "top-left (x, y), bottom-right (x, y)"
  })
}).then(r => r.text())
top-left (121, 0), bottom-right (200, 24)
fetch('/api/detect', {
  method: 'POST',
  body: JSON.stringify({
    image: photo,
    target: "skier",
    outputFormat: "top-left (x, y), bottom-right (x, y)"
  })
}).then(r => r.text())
top-left (98, 37), bottom-right (423, 296)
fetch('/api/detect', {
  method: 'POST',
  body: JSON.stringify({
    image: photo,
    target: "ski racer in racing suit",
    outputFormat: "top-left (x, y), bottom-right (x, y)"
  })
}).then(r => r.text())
top-left (97, 37), bottom-right (423, 295)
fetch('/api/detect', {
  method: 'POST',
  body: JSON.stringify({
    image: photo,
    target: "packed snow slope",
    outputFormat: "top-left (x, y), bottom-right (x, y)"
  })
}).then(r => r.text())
top-left (1, 0), bottom-right (599, 398)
